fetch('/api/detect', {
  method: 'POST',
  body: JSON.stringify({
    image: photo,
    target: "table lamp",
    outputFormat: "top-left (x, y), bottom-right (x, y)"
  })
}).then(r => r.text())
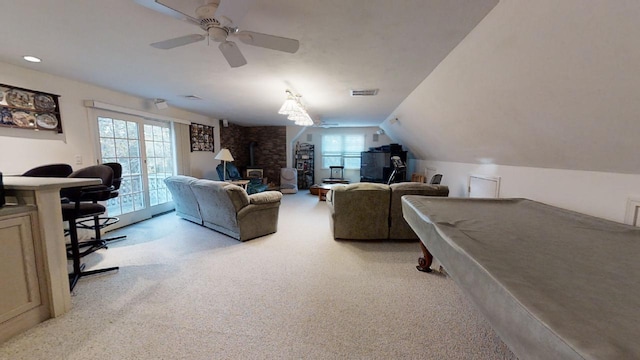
top-left (215, 148), bottom-right (234, 181)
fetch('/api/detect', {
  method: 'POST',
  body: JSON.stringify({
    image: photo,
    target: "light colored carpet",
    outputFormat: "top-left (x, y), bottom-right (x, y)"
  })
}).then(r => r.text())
top-left (0, 192), bottom-right (516, 359)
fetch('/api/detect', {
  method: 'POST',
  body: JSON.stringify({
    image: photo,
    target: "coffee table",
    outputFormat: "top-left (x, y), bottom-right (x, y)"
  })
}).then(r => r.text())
top-left (317, 183), bottom-right (336, 201)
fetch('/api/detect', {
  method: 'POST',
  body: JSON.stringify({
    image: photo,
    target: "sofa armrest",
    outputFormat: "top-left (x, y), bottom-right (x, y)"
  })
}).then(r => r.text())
top-left (249, 190), bottom-right (283, 205)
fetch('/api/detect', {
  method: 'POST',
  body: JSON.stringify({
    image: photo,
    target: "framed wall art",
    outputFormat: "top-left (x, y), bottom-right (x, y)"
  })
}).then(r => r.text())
top-left (0, 83), bottom-right (62, 133)
top-left (190, 123), bottom-right (214, 152)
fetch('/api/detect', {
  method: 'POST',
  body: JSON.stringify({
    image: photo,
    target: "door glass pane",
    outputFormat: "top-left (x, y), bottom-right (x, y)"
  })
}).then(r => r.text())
top-left (144, 122), bottom-right (174, 206)
top-left (97, 116), bottom-right (146, 217)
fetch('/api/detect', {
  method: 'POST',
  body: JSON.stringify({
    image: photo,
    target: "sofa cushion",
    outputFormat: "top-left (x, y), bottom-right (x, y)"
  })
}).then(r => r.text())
top-left (249, 190), bottom-right (283, 205)
top-left (191, 180), bottom-right (240, 233)
top-left (327, 182), bottom-right (391, 240)
top-left (223, 184), bottom-right (251, 211)
top-left (164, 175), bottom-right (202, 224)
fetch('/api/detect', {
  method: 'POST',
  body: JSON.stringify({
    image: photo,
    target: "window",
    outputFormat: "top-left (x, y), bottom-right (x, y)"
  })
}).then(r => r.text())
top-left (321, 134), bottom-right (365, 169)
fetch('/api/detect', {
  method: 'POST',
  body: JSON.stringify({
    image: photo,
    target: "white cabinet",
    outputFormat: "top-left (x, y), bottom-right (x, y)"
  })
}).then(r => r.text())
top-left (0, 207), bottom-right (49, 343)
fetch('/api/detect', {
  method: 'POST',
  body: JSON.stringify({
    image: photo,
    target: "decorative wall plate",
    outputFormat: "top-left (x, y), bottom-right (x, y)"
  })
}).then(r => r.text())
top-left (11, 111), bottom-right (36, 127)
top-left (6, 89), bottom-right (33, 108)
top-left (34, 93), bottom-right (56, 111)
top-left (0, 108), bottom-right (12, 123)
top-left (36, 113), bottom-right (58, 129)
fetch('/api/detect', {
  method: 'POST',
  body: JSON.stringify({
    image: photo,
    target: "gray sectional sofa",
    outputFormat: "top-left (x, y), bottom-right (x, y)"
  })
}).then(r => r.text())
top-left (326, 182), bottom-right (449, 240)
top-left (164, 175), bottom-right (282, 241)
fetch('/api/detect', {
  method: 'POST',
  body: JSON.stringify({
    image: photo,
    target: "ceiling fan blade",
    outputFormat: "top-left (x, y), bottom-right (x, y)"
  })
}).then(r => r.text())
top-left (218, 41), bottom-right (247, 68)
top-left (236, 31), bottom-right (299, 53)
top-left (151, 34), bottom-right (206, 49)
top-left (135, 0), bottom-right (201, 26)
top-left (216, 0), bottom-right (255, 27)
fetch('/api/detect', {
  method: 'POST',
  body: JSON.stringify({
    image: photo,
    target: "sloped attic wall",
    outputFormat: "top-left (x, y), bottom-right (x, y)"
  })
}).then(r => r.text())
top-left (383, 0), bottom-right (640, 174)
top-left (380, 1), bottom-right (640, 223)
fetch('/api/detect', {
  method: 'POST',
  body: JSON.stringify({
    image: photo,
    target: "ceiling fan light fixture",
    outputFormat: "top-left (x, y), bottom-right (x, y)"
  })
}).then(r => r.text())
top-left (208, 27), bottom-right (228, 42)
top-left (148, 1), bottom-right (300, 68)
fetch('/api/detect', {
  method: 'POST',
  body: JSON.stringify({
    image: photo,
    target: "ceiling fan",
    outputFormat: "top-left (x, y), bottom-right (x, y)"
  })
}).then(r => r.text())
top-left (148, 0), bottom-right (300, 68)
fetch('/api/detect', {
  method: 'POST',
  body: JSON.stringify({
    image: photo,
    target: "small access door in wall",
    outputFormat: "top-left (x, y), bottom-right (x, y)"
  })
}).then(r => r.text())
top-left (468, 175), bottom-right (501, 198)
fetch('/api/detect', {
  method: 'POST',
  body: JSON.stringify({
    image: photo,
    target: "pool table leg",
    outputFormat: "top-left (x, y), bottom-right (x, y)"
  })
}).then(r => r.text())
top-left (416, 242), bottom-right (433, 273)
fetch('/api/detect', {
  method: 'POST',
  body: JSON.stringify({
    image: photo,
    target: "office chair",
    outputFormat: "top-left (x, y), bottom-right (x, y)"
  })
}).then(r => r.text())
top-left (430, 174), bottom-right (443, 185)
top-left (61, 165), bottom-right (119, 290)
top-left (76, 162), bottom-right (126, 246)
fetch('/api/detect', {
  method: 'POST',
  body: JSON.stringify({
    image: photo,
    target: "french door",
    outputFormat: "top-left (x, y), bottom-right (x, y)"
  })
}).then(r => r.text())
top-left (94, 110), bottom-right (175, 228)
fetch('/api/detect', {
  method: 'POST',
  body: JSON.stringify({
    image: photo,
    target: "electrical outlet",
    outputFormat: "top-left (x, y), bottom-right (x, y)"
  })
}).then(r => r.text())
top-left (75, 155), bottom-right (82, 165)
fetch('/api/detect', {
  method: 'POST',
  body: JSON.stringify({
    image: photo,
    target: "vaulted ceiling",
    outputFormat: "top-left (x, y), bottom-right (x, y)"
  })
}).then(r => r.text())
top-left (0, 0), bottom-right (497, 127)
top-left (381, 1), bottom-right (640, 174)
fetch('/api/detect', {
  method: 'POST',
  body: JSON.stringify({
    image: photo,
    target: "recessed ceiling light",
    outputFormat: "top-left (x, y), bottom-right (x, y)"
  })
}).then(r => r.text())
top-left (23, 55), bottom-right (41, 63)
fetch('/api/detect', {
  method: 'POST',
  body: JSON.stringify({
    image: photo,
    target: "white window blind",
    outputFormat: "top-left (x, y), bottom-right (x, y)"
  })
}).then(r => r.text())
top-left (321, 134), bottom-right (364, 169)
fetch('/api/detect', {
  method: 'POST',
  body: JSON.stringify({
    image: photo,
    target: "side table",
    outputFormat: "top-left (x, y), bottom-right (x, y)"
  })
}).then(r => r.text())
top-left (317, 184), bottom-right (336, 201)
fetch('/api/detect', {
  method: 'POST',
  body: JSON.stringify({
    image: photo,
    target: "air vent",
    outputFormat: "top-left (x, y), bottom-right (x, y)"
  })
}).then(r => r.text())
top-left (350, 89), bottom-right (378, 97)
top-left (182, 95), bottom-right (202, 100)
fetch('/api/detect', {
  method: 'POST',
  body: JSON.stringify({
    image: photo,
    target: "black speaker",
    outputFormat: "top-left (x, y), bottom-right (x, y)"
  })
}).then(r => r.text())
top-left (0, 172), bottom-right (5, 207)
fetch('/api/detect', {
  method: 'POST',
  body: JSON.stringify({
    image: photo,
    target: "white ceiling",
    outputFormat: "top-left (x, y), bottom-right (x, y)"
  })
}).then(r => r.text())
top-left (0, 0), bottom-right (498, 127)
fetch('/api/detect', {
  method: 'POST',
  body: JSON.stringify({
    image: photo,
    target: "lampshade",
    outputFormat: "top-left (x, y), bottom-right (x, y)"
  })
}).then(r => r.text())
top-left (278, 94), bottom-right (299, 115)
top-left (288, 107), bottom-right (314, 126)
top-left (214, 148), bottom-right (234, 162)
top-left (278, 90), bottom-right (315, 126)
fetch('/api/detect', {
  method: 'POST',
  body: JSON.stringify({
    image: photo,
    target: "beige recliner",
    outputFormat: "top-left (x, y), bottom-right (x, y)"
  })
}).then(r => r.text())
top-left (388, 182), bottom-right (449, 239)
top-left (327, 183), bottom-right (391, 240)
top-left (326, 182), bottom-right (449, 240)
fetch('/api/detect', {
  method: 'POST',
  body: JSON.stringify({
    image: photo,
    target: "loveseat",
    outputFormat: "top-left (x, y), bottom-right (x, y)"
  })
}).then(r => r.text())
top-left (326, 182), bottom-right (449, 240)
top-left (164, 175), bottom-right (282, 241)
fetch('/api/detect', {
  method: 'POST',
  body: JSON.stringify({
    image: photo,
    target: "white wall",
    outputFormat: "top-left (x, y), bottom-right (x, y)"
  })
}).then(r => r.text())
top-left (412, 159), bottom-right (640, 224)
top-left (0, 61), bottom-right (216, 176)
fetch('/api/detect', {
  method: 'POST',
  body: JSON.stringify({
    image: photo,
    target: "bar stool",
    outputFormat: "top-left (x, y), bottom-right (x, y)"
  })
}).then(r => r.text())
top-left (61, 165), bottom-right (119, 290)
